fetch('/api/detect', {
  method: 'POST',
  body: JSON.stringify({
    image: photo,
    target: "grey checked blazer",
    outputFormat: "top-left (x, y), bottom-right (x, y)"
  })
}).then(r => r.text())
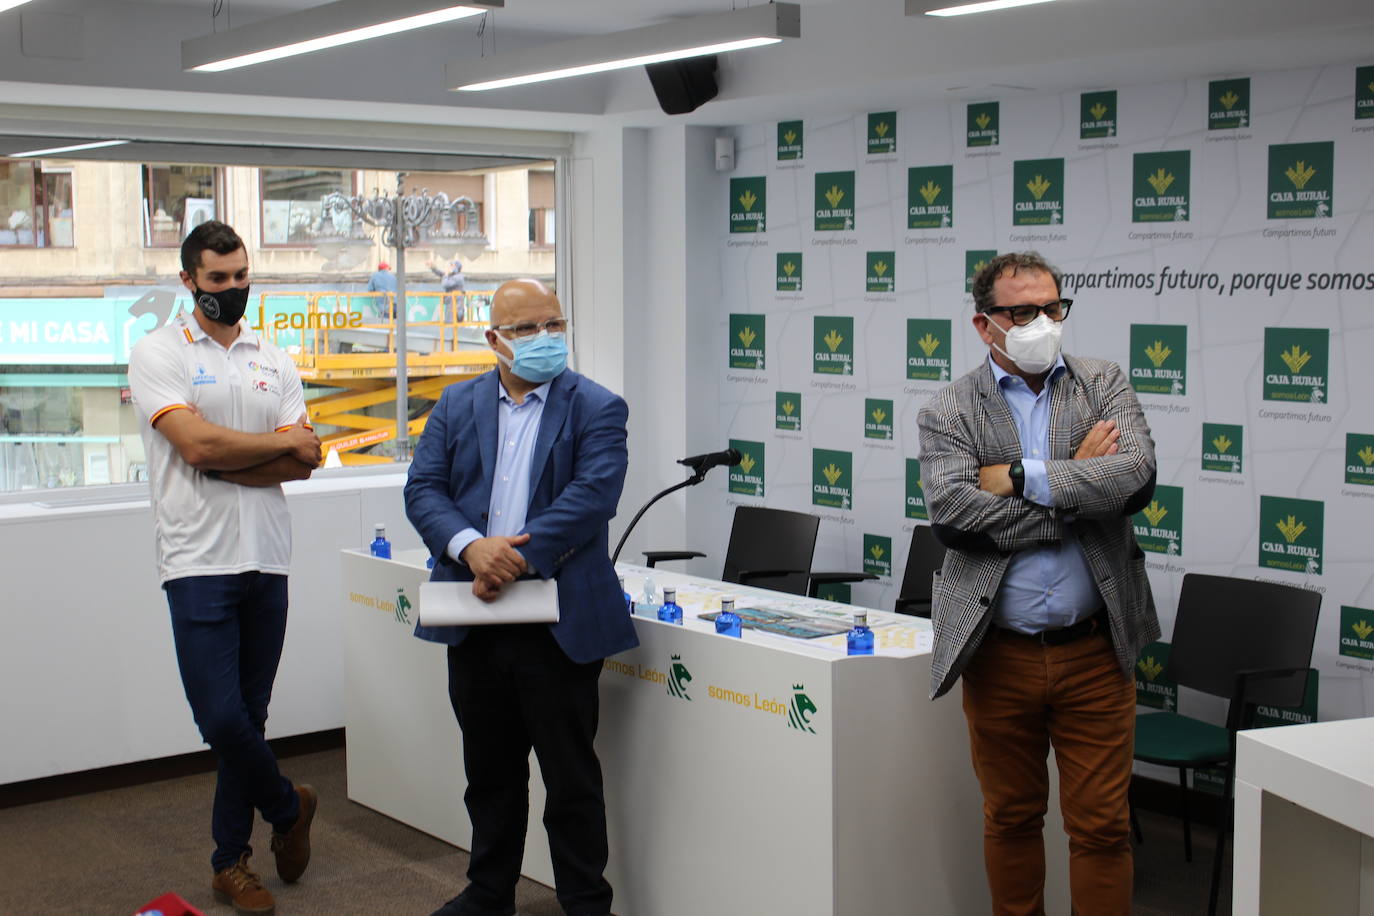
top-left (917, 354), bottom-right (1160, 699)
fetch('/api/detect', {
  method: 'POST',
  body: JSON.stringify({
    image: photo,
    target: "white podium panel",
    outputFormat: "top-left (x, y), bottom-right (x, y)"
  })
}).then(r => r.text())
top-left (1235, 718), bottom-right (1374, 915)
top-left (343, 550), bottom-right (1069, 915)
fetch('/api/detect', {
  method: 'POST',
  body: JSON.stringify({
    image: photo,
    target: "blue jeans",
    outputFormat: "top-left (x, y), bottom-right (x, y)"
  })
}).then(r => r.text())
top-left (164, 572), bottom-right (299, 872)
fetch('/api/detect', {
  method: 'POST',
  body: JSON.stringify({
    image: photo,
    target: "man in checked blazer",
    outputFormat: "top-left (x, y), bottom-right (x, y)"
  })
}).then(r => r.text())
top-left (917, 251), bottom-right (1158, 915)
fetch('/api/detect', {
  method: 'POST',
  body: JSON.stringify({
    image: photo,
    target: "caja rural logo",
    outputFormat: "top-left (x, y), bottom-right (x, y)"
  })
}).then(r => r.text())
top-left (729, 177), bottom-right (766, 234)
top-left (1132, 485), bottom-right (1182, 556)
top-left (813, 316), bottom-right (854, 375)
top-left (1263, 328), bottom-right (1328, 403)
top-left (907, 165), bottom-right (953, 229)
top-left (1209, 77), bottom-right (1250, 130)
top-left (1201, 424), bottom-right (1243, 474)
top-left (868, 111), bottom-right (896, 155)
top-left (1129, 324), bottom-right (1187, 396)
top-left (1268, 142), bottom-right (1334, 220)
top-left (728, 314), bottom-right (765, 370)
top-left (1259, 495), bottom-right (1323, 574)
top-left (1132, 151), bottom-right (1190, 223)
top-left (1080, 90), bottom-right (1117, 139)
top-left (1013, 159), bottom-right (1064, 226)
top-left (728, 439), bottom-right (764, 497)
top-left (812, 448), bottom-right (853, 510)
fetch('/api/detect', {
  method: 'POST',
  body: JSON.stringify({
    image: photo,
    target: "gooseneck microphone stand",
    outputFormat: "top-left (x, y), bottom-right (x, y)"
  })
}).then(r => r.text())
top-left (611, 467), bottom-right (708, 565)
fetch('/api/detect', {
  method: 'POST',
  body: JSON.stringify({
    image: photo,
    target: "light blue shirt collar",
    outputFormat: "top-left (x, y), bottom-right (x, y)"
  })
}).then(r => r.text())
top-left (987, 352), bottom-right (1067, 390)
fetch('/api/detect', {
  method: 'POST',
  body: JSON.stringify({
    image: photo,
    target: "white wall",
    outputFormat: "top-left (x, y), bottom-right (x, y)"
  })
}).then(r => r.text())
top-left (0, 473), bottom-right (418, 784)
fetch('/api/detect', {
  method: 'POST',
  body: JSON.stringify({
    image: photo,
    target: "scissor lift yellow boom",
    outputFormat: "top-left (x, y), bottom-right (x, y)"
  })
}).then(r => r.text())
top-left (257, 292), bottom-right (496, 465)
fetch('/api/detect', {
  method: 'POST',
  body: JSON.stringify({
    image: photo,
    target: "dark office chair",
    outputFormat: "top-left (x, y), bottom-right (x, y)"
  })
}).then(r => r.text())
top-left (643, 505), bottom-right (874, 597)
top-left (1133, 573), bottom-right (1321, 916)
top-left (893, 525), bottom-right (946, 617)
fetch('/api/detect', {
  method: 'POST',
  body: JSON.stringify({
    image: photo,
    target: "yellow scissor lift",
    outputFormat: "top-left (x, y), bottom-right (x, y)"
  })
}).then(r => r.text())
top-left (257, 291), bottom-right (496, 465)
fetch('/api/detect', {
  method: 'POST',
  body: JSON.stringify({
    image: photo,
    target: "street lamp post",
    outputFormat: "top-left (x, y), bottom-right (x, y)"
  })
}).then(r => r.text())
top-left (318, 172), bottom-right (487, 461)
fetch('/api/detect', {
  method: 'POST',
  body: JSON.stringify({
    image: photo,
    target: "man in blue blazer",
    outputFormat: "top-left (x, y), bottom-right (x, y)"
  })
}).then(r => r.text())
top-left (405, 278), bottom-right (635, 916)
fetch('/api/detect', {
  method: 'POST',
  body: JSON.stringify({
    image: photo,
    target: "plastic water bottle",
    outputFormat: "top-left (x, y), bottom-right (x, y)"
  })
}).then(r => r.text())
top-left (640, 576), bottom-right (659, 615)
top-left (620, 575), bottom-right (633, 614)
top-left (426, 555), bottom-right (435, 569)
top-left (658, 586), bottom-right (684, 625)
top-left (847, 611), bottom-right (875, 656)
top-left (716, 597), bottom-right (742, 638)
top-left (370, 523), bottom-right (391, 559)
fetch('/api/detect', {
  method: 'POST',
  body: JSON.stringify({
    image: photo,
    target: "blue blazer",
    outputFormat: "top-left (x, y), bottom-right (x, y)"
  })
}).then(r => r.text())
top-left (404, 368), bottom-right (638, 663)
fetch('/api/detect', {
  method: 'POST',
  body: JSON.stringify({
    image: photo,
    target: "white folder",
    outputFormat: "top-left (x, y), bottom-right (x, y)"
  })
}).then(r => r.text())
top-left (418, 578), bottom-right (560, 626)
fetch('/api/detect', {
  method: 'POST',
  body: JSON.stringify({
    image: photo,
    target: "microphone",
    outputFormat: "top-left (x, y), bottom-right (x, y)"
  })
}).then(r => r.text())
top-left (677, 448), bottom-right (742, 475)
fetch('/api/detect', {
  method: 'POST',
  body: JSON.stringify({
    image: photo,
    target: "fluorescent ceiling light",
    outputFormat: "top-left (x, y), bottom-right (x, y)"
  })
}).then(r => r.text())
top-left (182, 0), bottom-right (502, 73)
top-left (447, 2), bottom-right (800, 92)
top-left (914, 0), bottom-right (1061, 16)
top-left (0, 1), bottom-right (37, 13)
top-left (8, 139), bottom-right (130, 158)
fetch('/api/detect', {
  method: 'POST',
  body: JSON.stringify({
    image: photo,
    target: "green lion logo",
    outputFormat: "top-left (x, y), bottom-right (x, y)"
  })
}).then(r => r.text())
top-left (787, 684), bottom-right (817, 734)
top-left (395, 588), bottom-right (412, 625)
top-left (668, 654), bottom-right (692, 701)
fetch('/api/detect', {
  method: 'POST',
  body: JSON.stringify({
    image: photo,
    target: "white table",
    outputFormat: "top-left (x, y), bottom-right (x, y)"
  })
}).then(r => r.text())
top-left (1234, 718), bottom-right (1374, 915)
top-left (342, 550), bottom-right (1070, 915)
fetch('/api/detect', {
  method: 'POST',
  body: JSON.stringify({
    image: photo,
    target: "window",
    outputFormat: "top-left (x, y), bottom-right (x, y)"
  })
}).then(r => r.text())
top-left (261, 168), bottom-right (355, 246)
top-left (0, 161), bottom-right (74, 248)
top-left (402, 172), bottom-right (485, 239)
top-left (528, 169), bottom-right (555, 248)
top-left (142, 164), bottom-right (221, 247)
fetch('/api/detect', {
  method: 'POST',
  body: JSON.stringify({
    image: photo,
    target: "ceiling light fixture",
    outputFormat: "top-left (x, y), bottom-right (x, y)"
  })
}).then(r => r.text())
top-left (0, 1), bottom-right (37, 13)
top-left (182, 0), bottom-right (502, 73)
top-left (8, 139), bottom-right (130, 158)
top-left (446, 2), bottom-right (799, 92)
top-left (913, 0), bottom-right (1060, 17)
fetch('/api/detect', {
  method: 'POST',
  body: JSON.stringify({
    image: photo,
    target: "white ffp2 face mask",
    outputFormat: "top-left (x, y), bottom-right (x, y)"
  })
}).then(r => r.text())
top-left (991, 313), bottom-right (1062, 374)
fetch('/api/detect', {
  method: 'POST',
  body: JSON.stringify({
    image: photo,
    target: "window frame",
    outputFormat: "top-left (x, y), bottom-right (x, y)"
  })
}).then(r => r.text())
top-left (140, 163), bottom-right (225, 249)
top-left (258, 167), bottom-right (360, 249)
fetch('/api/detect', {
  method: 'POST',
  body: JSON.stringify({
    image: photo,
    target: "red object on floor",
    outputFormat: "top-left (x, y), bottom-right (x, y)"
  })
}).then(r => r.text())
top-left (132, 892), bottom-right (206, 916)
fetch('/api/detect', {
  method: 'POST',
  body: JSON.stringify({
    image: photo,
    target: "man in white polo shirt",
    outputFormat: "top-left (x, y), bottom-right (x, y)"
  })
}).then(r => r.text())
top-left (129, 221), bottom-right (323, 915)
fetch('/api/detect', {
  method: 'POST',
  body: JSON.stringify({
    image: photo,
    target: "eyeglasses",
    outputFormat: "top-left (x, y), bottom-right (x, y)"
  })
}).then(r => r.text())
top-left (982, 299), bottom-right (1073, 326)
top-left (491, 317), bottom-right (569, 338)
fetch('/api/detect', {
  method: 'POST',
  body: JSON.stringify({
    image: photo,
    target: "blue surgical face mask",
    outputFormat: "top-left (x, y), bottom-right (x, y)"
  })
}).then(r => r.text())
top-left (496, 329), bottom-right (568, 383)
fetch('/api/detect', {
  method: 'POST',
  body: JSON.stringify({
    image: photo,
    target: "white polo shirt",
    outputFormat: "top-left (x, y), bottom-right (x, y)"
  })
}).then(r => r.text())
top-left (129, 312), bottom-right (307, 583)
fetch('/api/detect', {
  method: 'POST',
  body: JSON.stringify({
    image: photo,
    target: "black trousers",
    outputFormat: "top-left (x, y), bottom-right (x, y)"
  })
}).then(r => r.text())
top-left (447, 625), bottom-right (611, 916)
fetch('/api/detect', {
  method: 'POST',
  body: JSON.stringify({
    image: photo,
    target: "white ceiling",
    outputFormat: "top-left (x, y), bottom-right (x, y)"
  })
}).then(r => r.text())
top-left (2, 0), bottom-right (1373, 133)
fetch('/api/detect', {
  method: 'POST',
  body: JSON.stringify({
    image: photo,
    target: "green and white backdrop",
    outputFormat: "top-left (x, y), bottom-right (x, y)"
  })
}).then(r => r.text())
top-left (708, 61), bottom-right (1374, 740)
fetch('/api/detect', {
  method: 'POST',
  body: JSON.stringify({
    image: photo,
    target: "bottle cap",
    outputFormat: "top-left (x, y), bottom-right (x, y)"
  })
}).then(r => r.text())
top-left (855, 611), bottom-right (868, 626)
top-left (374, 523), bottom-right (385, 535)
top-left (720, 596), bottom-right (735, 610)
top-left (664, 587), bottom-right (676, 600)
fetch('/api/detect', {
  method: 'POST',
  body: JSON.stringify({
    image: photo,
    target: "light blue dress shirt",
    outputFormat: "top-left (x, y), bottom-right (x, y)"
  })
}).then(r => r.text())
top-left (988, 355), bottom-right (1104, 634)
top-left (445, 378), bottom-right (551, 563)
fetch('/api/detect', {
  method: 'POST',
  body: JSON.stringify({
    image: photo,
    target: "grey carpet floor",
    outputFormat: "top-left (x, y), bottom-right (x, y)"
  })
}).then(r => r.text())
top-left (0, 745), bottom-right (1227, 915)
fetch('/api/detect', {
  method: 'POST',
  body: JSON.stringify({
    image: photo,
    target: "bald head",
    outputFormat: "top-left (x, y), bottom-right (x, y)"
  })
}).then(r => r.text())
top-left (491, 279), bottom-right (560, 328)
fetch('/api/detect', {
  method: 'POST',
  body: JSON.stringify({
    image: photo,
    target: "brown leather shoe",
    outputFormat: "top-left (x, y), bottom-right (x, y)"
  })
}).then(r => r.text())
top-left (270, 783), bottom-right (317, 883)
top-left (212, 851), bottom-right (275, 914)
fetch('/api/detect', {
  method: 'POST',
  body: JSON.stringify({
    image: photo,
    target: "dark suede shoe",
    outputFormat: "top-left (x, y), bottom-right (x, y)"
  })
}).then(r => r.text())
top-left (429, 888), bottom-right (517, 916)
top-left (212, 851), bottom-right (275, 914)
top-left (269, 783), bottom-right (317, 883)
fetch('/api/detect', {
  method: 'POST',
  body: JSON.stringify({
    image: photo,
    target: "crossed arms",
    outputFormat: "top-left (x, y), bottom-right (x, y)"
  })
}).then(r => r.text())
top-left (153, 406), bottom-right (321, 487)
top-left (917, 361), bottom-right (1156, 553)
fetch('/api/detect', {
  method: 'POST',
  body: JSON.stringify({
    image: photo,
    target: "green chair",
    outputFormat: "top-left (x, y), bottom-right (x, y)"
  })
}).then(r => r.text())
top-left (1134, 573), bottom-right (1320, 916)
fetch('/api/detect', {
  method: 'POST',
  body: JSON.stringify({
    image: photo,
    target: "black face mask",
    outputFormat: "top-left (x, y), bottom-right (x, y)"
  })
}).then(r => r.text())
top-left (195, 284), bottom-right (251, 326)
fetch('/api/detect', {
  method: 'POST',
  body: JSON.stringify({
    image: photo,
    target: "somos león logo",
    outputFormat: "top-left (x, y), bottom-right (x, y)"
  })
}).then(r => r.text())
top-left (667, 654), bottom-right (692, 700)
top-left (1259, 495), bottom-right (1324, 575)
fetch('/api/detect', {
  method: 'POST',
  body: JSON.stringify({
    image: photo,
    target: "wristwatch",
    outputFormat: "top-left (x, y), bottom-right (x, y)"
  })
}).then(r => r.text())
top-left (1008, 459), bottom-right (1026, 497)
